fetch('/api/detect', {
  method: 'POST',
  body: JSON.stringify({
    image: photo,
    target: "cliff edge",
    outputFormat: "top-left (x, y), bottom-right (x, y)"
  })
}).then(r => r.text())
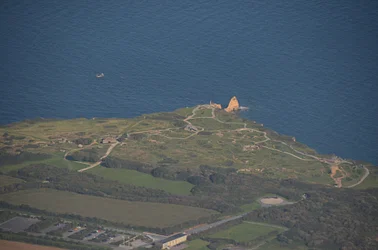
top-left (225, 96), bottom-right (240, 112)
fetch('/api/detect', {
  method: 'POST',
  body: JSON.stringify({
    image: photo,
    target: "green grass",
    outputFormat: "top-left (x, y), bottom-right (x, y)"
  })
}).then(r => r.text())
top-left (355, 171), bottom-right (378, 189)
top-left (0, 189), bottom-right (218, 228)
top-left (1, 105), bottom-right (368, 187)
top-left (0, 153), bottom-right (87, 173)
top-left (240, 201), bottom-right (261, 212)
top-left (261, 239), bottom-right (309, 250)
top-left (0, 175), bottom-right (24, 186)
top-left (186, 239), bottom-right (209, 250)
top-left (87, 166), bottom-right (194, 195)
top-left (174, 107), bottom-right (195, 117)
top-left (209, 221), bottom-right (285, 243)
top-left (192, 108), bottom-right (213, 118)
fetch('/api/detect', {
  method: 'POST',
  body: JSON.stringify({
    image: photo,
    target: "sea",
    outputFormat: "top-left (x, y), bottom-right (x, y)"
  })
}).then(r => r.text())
top-left (0, 0), bottom-right (377, 165)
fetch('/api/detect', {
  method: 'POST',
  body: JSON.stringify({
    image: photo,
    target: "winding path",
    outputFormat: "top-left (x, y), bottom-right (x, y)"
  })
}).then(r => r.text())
top-left (78, 141), bottom-right (119, 172)
top-left (346, 166), bottom-right (370, 188)
top-left (66, 104), bottom-right (369, 187)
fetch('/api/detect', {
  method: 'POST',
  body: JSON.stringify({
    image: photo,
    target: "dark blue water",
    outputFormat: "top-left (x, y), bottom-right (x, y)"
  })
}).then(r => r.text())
top-left (1, 0), bottom-right (377, 164)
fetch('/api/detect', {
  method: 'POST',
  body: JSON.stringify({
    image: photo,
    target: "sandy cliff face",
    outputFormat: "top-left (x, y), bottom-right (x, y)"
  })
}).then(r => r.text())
top-left (225, 96), bottom-right (240, 112)
top-left (210, 101), bottom-right (222, 109)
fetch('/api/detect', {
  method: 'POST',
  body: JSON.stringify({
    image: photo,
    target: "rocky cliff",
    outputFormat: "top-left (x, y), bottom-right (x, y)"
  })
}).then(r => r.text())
top-left (210, 101), bottom-right (222, 109)
top-left (225, 96), bottom-right (240, 112)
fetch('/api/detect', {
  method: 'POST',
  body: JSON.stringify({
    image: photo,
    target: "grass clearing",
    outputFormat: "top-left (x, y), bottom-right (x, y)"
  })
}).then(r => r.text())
top-left (240, 201), bottom-right (261, 212)
top-left (87, 166), bottom-right (194, 195)
top-left (209, 221), bottom-right (285, 243)
top-left (0, 189), bottom-right (218, 228)
top-left (0, 153), bottom-right (87, 173)
top-left (260, 239), bottom-right (309, 250)
top-left (186, 239), bottom-right (209, 250)
top-left (0, 175), bottom-right (24, 186)
top-left (355, 171), bottom-right (378, 189)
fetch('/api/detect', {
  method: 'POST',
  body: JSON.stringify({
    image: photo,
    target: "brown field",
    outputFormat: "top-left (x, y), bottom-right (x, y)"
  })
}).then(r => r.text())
top-left (0, 240), bottom-right (66, 250)
top-left (0, 189), bottom-right (217, 228)
top-left (260, 197), bottom-right (284, 205)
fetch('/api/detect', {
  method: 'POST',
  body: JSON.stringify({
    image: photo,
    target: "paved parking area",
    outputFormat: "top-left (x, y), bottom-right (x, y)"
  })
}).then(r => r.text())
top-left (62, 227), bottom-right (85, 238)
top-left (83, 231), bottom-right (104, 241)
top-left (0, 216), bottom-right (40, 233)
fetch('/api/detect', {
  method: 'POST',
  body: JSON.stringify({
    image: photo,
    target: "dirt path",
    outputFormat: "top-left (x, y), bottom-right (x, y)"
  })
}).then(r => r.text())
top-left (347, 166), bottom-right (370, 188)
top-left (330, 165), bottom-right (345, 188)
top-left (66, 104), bottom-right (368, 188)
top-left (78, 141), bottom-right (119, 172)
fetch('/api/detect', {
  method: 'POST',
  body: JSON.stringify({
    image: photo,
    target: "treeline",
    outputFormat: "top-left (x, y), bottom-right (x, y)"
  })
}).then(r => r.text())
top-left (102, 157), bottom-right (308, 207)
top-left (199, 230), bottom-right (279, 250)
top-left (242, 188), bottom-right (378, 250)
top-left (0, 231), bottom-right (111, 250)
top-left (0, 151), bottom-right (51, 168)
top-left (0, 201), bottom-right (219, 235)
top-left (26, 218), bottom-right (57, 233)
top-left (9, 164), bottom-right (238, 212)
top-left (66, 148), bottom-right (101, 162)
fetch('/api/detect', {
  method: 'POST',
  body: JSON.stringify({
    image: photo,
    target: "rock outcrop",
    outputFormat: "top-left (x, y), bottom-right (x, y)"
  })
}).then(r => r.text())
top-left (225, 96), bottom-right (240, 112)
top-left (210, 101), bottom-right (222, 109)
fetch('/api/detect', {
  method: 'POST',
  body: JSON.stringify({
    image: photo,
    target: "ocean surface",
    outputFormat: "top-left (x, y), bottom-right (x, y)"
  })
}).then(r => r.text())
top-left (0, 0), bottom-right (377, 164)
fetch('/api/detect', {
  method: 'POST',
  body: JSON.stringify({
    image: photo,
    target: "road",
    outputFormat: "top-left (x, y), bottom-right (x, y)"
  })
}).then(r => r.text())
top-left (184, 213), bottom-right (247, 235)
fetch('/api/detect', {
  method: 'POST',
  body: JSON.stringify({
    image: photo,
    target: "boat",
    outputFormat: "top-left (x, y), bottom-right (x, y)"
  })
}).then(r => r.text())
top-left (96, 73), bottom-right (104, 78)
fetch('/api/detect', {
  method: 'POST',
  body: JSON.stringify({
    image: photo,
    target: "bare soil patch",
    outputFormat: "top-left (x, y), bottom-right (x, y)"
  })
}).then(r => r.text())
top-left (260, 197), bottom-right (284, 205)
top-left (0, 240), bottom-right (66, 250)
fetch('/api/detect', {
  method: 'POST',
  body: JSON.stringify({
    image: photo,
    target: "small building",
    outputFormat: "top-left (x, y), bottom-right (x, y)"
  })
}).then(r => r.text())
top-left (185, 124), bottom-right (198, 132)
top-left (159, 233), bottom-right (187, 249)
top-left (101, 137), bottom-right (117, 144)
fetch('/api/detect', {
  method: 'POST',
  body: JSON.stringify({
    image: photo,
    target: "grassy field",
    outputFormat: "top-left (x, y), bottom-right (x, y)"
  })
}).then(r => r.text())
top-left (260, 239), bottom-right (309, 250)
top-left (355, 170), bottom-right (378, 189)
top-left (87, 166), bottom-right (194, 195)
top-left (0, 175), bottom-right (24, 186)
top-left (0, 153), bottom-right (87, 173)
top-left (0, 118), bottom-right (132, 141)
top-left (186, 239), bottom-right (209, 250)
top-left (1, 105), bottom-right (367, 186)
top-left (240, 201), bottom-right (261, 212)
top-left (209, 221), bottom-right (285, 243)
top-left (0, 189), bottom-right (218, 228)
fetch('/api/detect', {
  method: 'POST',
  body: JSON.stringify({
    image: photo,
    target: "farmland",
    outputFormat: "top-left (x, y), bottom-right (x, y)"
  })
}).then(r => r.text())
top-left (0, 240), bottom-right (66, 250)
top-left (87, 166), bottom-right (194, 195)
top-left (0, 189), bottom-right (218, 228)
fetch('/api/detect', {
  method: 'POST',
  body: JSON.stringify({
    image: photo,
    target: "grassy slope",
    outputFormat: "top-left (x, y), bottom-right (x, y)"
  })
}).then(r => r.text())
top-left (0, 105), bottom-right (371, 188)
top-left (0, 175), bottom-right (24, 186)
top-left (87, 166), bottom-right (194, 195)
top-left (261, 239), bottom-right (309, 250)
top-left (209, 221), bottom-right (285, 243)
top-left (0, 153), bottom-right (87, 173)
top-left (354, 173), bottom-right (378, 189)
top-left (0, 189), bottom-right (218, 228)
top-left (240, 201), bottom-right (261, 212)
top-left (186, 239), bottom-right (209, 250)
